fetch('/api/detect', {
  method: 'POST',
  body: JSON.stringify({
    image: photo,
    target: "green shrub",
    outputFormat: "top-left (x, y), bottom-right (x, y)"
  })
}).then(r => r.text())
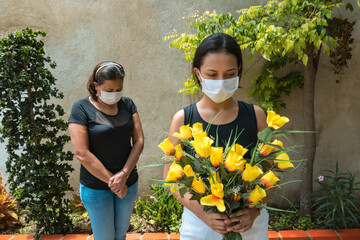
top-left (268, 208), bottom-right (322, 231)
top-left (0, 28), bottom-right (74, 239)
top-left (68, 194), bottom-right (91, 230)
top-left (133, 184), bottom-right (183, 233)
top-left (312, 163), bottom-right (360, 229)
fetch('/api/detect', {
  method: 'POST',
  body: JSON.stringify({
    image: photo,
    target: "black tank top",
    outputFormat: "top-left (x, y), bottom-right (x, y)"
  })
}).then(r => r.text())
top-left (183, 101), bottom-right (258, 158)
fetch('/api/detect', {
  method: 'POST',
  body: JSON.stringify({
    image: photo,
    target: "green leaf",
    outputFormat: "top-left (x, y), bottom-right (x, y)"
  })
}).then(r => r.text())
top-left (189, 194), bottom-right (201, 201)
top-left (229, 201), bottom-right (240, 211)
top-left (7, 211), bottom-right (18, 220)
top-left (345, 3), bottom-right (354, 11)
top-left (325, 10), bottom-right (332, 19)
top-left (284, 39), bottom-right (294, 52)
top-left (223, 231), bottom-right (242, 240)
top-left (322, 42), bottom-right (330, 55)
top-left (182, 176), bottom-right (194, 188)
top-left (299, 38), bottom-right (306, 49)
top-left (302, 54), bottom-right (308, 66)
top-left (298, 50), bottom-right (304, 60)
top-left (262, 51), bottom-right (271, 61)
top-left (255, 39), bottom-right (265, 51)
top-left (179, 156), bottom-right (192, 167)
top-left (179, 187), bottom-right (187, 198)
top-left (315, 37), bottom-right (322, 49)
top-left (257, 127), bottom-right (273, 143)
top-left (329, 36), bottom-right (337, 48)
top-left (320, 28), bottom-right (326, 39)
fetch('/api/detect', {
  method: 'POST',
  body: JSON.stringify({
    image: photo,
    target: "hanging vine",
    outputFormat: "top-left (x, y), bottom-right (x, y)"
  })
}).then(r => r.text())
top-left (327, 17), bottom-right (355, 75)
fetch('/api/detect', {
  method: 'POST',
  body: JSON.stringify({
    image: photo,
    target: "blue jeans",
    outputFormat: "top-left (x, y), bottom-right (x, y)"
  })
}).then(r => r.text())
top-left (80, 181), bottom-right (138, 240)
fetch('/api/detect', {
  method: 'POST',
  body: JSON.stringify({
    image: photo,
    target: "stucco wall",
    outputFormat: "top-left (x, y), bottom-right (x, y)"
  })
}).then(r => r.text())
top-left (0, 0), bottom-right (359, 206)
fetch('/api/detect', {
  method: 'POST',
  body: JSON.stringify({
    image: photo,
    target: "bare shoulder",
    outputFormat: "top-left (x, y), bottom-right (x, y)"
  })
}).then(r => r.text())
top-left (171, 109), bottom-right (185, 126)
top-left (253, 105), bottom-right (267, 132)
top-left (168, 109), bottom-right (185, 143)
top-left (254, 105), bottom-right (265, 116)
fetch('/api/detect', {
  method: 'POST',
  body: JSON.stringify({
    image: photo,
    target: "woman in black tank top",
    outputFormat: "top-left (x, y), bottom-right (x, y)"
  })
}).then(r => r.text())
top-left (164, 33), bottom-right (271, 240)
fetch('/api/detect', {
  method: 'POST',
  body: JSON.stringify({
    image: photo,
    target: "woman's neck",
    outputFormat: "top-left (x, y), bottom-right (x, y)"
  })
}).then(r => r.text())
top-left (199, 95), bottom-right (237, 110)
top-left (89, 96), bottom-right (118, 114)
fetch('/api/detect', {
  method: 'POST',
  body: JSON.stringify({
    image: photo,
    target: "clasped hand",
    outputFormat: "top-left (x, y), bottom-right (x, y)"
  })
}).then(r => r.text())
top-left (108, 171), bottom-right (127, 198)
top-left (200, 208), bottom-right (260, 235)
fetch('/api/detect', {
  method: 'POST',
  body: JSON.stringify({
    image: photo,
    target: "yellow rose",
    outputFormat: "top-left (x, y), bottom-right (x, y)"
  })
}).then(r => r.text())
top-left (224, 150), bottom-right (246, 171)
top-left (174, 144), bottom-right (184, 161)
top-left (183, 165), bottom-right (196, 177)
top-left (210, 181), bottom-right (224, 199)
top-left (192, 131), bottom-right (208, 140)
top-left (192, 178), bottom-right (206, 194)
top-left (165, 162), bottom-right (183, 182)
top-left (231, 143), bottom-right (248, 157)
top-left (260, 171), bottom-right (280, 187)
top-left (248, 185), bottom-right (267, 206)
top-left (266, 110), bottom-right (289, 129)
top-left (259, 139), bottom-right (284, 156)
top-left (158, 138), bottom-right (175, 155)
top-left (242, 163), bottom-right (263, 182)
top-left (200, 179), bottom-right (225, 212)
top-left (190, 136), bottom-right (213, 158)
top-left (208, 171), bottom-right (221, 184)
top-left (275, 152), bottom-right (294, 169)
top-left (210, 147), bottom-right (223, 167)
top-left (173, 124), bottom-right (192, 140)
top-left (190, 122), bottom-right (204, 134)
top-left (200, 195), bottom-right (225, 212)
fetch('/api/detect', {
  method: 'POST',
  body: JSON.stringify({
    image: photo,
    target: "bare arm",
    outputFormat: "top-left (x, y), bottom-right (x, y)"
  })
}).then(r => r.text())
top-left (163, 110), bottom-right (229, 234)
top-left (255, 105), bottom-right (267, 132)
top-left (122, 112), bottom-right (144, 177)
top-left (68, 123), bottom-right (113, 183)
top-left (109, 112), bottom-right (144, 197)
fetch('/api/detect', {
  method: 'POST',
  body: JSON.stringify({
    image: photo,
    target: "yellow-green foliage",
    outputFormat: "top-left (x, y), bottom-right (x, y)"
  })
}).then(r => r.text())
top-left (69, 194), bottom-right (91, 229)
top-left (69, 194), bottom-right (88, 218)
top-left (0, 172), bottom-right (20, 230)
top-left (164, 0), bottom-right (342, 96)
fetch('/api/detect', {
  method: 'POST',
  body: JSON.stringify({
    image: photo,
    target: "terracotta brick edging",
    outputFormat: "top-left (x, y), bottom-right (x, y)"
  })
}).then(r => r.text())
top-left (0, 229), bottom-right (359, 240)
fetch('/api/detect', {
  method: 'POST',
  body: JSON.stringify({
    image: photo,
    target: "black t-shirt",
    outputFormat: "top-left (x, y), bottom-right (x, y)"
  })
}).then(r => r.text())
top-left (183, 101), bottom-right (258, 158)
top-left (68, 96), bottom-right (138, 190)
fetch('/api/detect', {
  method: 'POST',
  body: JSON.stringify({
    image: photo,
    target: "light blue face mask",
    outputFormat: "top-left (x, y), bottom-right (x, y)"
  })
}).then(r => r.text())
top-left (198, 71), bottom-right (239, 103)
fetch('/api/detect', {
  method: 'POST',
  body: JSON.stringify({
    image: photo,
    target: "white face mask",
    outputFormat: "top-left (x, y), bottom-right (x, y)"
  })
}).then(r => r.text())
top-left (198, 71), bottom-right (239, 103)
top-left (98, 87), bottom-right (122, 105)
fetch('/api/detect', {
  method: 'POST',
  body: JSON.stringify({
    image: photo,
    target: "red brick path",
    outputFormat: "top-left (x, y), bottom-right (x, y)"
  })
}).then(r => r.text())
top-left (0, 229), bottom-right (359, 240)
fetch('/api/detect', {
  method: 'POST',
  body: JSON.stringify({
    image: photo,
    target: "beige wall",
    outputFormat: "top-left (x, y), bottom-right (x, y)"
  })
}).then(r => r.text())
top-left (0, 0), bottom-right (359, 205)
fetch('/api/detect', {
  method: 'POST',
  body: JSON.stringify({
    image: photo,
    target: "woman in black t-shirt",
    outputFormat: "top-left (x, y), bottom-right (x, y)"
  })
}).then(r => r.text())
top-left (69, 61), bottom-right (144, 240)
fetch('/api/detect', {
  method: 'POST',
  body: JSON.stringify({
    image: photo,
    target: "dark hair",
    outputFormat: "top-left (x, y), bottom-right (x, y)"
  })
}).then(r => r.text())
top-left (192, 33), bottom-right (243, 84)
top-left (87, 61), bottom-right (125, 101)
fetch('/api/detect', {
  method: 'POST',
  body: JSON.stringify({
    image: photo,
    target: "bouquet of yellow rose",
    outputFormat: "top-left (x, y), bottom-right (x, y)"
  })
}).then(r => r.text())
top-left (158, 111), bottom-right (302, 240)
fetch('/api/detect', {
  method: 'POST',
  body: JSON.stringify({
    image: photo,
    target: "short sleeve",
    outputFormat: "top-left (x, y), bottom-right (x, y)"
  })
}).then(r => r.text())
top-left (121, 97), bottom-right (137, 115)
top-left (68, 100), bottom-right (88, 126)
